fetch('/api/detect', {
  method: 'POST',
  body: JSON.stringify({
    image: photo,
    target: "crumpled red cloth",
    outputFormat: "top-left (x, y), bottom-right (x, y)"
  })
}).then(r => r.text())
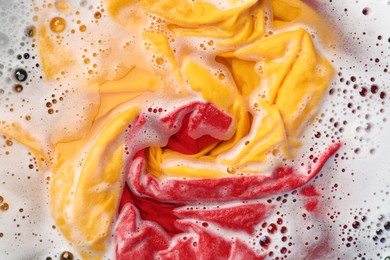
top-left (115, 101), bottom-right (341, 259)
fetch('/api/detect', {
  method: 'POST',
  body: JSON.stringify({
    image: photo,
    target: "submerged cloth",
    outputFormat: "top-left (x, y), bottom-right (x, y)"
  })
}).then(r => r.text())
top-left (0, 0), bottom-right (339, 259)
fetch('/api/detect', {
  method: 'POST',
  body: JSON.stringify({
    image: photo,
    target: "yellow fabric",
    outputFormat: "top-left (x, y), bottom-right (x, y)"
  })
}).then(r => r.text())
top-left (50, 107), bottom-right (139, 257)
top-left (142, 32), bottom-right (187, 94)
top-left (230, 58), bottom-right (259, 96)
top-left (168, 1), bottom-right (266, 46)
top-left (272, 0), bottom-right (302, 21)
top-left (132, 0), bottom-right (257, 25)
top-left (107, 0), bottom-right (136, 17)
top-left (164, 165), bottom-right (227, 178)
top-left (0, 122), bottom-right (49, 171)
top-left (146, 146), bottom-right (164, 178)
top-left (233, 29), bottom-right (334, 139)
top-left (143, 33), bottom-right (177, 68)
top-left (209, 98), bottom-right (251, 156)
top-left (223, 101), bottom-right (288, 166)
top-left (38, 25), bottom-right (74, 80)
top-left (183, 60), bottom-right (235, 110)
top-left (97, 66), bottom-right (160, 119)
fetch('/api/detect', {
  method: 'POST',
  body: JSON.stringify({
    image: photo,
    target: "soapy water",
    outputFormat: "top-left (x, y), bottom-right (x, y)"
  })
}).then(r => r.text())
top-left (0, 0), bottom-right (389, 259)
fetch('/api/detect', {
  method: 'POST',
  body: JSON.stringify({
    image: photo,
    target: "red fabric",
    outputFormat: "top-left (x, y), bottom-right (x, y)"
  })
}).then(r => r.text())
top-left (163, 102), bottom-right (232, 154)
top-left (160, 102), bottom-right (231, 131)
top-left (165, 113), bottom-right (218, 154)
top-left (177, 223), bottom-right (233, 260)
top-left (115, 204), bottom-right (170, 260)
top-left (119, 185), bottom-right (183, 235)
top-left (175, 203), bottom-right (272, 235)
top-left (230, 239), bottom-right (265, 260)
top-left (114, 101), bottom-right (341, 259)
top-left (128, 143), bottom-right (340, 203)
top-left (115, 211), bottom-right (267, 260)
top-left (157, 236), bottom-right (198, 260)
